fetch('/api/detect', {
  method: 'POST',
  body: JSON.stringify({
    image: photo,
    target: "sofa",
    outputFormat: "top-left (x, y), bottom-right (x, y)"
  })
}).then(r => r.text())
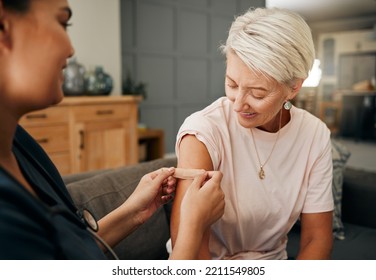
top-left (64, 155), bottom-right (376, 260)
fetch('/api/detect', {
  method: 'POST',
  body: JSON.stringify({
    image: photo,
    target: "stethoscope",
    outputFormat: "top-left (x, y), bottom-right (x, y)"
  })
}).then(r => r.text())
top-left (49, 205), bottom-right (119, 260)
top-left (77, 208), bottom-right (119, 260)
top-left (14, 132), bottom-right (119, 260)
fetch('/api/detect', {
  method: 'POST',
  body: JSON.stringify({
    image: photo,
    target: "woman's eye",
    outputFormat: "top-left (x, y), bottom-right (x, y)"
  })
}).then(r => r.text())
top-left (252, 89), bottom-right (266, 100)
top-left (227, 84), bottom-right (237, 89)
top-left (253, 94), bottom-right (265, 100)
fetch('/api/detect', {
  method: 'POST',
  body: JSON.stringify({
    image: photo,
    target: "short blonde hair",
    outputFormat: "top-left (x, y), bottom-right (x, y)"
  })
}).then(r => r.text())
top-left (221, 7), bottom-right (315, 84)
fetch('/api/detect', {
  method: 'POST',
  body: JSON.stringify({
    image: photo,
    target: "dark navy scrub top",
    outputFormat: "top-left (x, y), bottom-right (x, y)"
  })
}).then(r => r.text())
top-left (0, 125), bottom-right (107, 259)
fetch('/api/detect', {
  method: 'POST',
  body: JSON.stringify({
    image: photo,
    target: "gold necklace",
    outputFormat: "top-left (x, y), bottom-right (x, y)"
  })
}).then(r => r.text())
top-left (250, 110), bottom-right (283, 180)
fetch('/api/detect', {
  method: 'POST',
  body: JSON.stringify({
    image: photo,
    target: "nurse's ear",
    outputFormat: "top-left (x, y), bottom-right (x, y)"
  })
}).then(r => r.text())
top-left (0, 2), bottom-right (11, 53)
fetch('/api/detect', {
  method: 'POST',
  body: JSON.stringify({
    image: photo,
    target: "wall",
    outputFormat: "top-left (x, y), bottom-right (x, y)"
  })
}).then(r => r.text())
top-left (122, 0), bottom-right (265, 154)
top-left (68, 0), bottom-right (122, 95)
top-left (309, 14), bottom-right (376, 36)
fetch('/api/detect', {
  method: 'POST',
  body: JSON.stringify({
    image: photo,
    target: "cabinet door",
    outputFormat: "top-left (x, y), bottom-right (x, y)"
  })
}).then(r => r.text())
top-left (74, 120), bottom-right (137, 172)
top-left (338, 55), bottom-right (355, 89)
top-left (355, 54), bottom-right (376, 84)
top-left (339, 53), bottom-right (376, 89)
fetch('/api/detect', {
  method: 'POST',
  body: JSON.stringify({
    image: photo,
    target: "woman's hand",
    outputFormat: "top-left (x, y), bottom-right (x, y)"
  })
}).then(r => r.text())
top-left (126, 167), bottom-right (177, 225)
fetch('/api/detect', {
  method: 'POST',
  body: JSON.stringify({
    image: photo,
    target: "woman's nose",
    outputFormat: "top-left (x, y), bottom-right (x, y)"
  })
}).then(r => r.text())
top-left (233, 91), bottom-right (248, 112)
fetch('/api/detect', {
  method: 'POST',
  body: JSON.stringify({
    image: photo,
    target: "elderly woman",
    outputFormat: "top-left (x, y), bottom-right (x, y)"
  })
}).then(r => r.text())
top-left (170, 7), bottom-right (334, 260)
top-left (0, 0), bottom-right (224, 259)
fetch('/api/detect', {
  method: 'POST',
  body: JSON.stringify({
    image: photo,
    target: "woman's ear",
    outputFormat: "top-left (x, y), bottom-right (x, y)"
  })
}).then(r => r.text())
top-left (288, 79), bottom-right (304, 100)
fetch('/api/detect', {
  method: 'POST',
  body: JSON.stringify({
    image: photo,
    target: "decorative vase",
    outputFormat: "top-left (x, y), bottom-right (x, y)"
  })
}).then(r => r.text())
top-left (62, 57), bottom-right (86, 96)
top-left (85, 66), bottom-right (113, 96)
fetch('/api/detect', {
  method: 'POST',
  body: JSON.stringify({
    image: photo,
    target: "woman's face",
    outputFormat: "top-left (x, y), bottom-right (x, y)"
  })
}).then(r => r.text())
top-left (1, 0), bottom-right (73, 113)
top-left (225, 51), bottom-right (292, 132)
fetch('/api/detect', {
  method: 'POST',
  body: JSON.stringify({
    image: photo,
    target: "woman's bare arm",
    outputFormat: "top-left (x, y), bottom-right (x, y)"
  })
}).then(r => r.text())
top-left (170, 135), bottom-right (215, 259)
top-left (297, 211), bottom-right (333, 259)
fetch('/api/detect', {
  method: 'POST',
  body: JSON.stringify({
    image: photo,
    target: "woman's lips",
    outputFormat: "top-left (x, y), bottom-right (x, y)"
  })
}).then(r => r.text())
top-left (239, 112), bottom-right (257, 119)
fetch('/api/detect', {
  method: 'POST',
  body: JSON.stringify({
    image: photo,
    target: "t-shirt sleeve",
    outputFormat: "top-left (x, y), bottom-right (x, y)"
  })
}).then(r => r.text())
top-left (302, 126), bottom-right (334, 213)
top-left (176, 112), bottom-right (222, 170)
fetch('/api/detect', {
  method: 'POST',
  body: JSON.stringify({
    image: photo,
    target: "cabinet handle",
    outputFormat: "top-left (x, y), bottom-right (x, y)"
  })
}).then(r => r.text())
top-left (96, 110), bottom-right (114, 115)
top-left (79, 130), bottom-right (85, 150)
top-left (26, 113), bottom-right (47, 119)
top-left (36, 138), bottom-right (49, 144)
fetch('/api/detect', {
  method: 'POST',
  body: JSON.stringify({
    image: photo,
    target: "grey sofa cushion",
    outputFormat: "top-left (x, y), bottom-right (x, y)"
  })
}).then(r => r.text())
top-left (66, 157), bottom-right (177, 260)
top-left (342, 167), bottom-right (376, 229)
top-left (331, 223), bottom-right (376, 260)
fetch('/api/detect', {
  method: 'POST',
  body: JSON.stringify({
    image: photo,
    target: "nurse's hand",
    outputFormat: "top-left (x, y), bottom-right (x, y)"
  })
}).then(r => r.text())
top-left (126, 167), bottom-right (176, 224)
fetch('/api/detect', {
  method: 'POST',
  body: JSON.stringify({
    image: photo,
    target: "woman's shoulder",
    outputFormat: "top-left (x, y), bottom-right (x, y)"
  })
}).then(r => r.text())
top-left (289, 106), bottom-right (331, 149)
top-left (291, 106), bottom-right (329, 132)
top-left (177, 97), bottom-right (234, 144)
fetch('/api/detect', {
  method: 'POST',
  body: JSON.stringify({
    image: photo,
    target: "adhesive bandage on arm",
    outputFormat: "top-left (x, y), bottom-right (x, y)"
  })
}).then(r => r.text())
top-left (162, 168), bottom-right (206, 180)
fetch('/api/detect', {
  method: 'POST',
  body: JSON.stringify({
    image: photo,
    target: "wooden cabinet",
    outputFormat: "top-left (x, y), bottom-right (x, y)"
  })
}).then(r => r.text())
top-left (138, 128), bottom-right (164, 162)
top-left (319, 101), bottom-right (342, 135)
top-left (20, 96), bottom-right (141, 175)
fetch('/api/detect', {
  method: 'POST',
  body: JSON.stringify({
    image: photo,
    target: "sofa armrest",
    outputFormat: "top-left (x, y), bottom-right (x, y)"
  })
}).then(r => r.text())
top-left (342, 167), bottom-right (376, 229)
top-left (66, 157), bottom-right (177, 259)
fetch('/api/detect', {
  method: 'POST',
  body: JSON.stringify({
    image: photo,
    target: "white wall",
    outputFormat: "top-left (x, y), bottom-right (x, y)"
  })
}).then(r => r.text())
top-left (68, 0), bottom-right (122, 95)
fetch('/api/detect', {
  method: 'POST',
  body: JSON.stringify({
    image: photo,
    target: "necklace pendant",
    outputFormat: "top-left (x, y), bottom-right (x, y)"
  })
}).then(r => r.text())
top-left (259, 166), bottom-right (265, 180)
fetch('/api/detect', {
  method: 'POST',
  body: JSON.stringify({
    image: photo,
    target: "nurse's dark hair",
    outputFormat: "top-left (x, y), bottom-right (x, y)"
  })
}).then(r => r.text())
top-left (2, 0), bottom-right (30, 13)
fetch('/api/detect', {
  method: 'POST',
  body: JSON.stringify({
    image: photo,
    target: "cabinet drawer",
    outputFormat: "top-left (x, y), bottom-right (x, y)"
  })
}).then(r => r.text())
top-left (72, 104), bottom-right (131, 122)
top-left (25, 126), bottom-right (69, 153)
top-left (20, 107), bottom-right (69, 126)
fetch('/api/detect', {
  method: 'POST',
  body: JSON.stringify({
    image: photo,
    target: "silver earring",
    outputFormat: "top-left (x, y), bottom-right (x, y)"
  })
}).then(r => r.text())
top-left (283, 100), bottom-right (292, 110)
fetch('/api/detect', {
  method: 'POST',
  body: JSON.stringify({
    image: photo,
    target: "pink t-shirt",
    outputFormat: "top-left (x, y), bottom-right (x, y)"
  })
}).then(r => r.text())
top-left (176, 97), bottom-right (334, 259)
